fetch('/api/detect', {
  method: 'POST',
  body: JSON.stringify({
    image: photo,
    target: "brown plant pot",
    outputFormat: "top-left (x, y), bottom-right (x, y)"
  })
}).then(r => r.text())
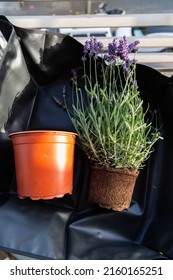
top-left (89, 166), bottom-right (139, 211)
top-left (10, 130), bottom-right (77, 200)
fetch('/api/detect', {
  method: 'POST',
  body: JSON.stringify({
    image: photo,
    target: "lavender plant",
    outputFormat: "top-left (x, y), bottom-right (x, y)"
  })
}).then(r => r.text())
top-left (63, 36), bottom-right (161, 169)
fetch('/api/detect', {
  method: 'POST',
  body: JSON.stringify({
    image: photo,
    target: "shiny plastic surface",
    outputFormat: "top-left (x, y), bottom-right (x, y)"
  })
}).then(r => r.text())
top-left (0, 16), bottom-right (172, 260)
top-left (10, 131), bottom-right (76, 200)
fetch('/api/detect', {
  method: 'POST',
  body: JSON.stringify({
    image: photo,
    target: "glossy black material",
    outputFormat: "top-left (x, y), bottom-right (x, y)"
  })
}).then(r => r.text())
top-left (0, 16), bottom-right (172, 259)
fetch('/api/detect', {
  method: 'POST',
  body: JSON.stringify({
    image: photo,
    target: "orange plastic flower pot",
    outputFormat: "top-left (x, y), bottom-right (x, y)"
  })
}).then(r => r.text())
top-left (9, 130), bottom-right (77, 200)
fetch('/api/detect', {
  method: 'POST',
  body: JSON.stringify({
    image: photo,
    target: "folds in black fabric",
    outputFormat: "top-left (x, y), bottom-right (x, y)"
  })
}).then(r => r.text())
top-left (142, 83), bottom-right (173, 258)
top-left (0, 16), bottom-right (91, 258)
top-left (0, 15), bottom-right (173, 260)
top-left (0, 132), bottom-right (15, 193)
top-left (0, 195), bottom-right (72, 259)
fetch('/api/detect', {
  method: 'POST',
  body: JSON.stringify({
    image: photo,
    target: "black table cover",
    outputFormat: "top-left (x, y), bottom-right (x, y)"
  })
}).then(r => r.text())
top-left (0, 15), bottom-right (172, 260)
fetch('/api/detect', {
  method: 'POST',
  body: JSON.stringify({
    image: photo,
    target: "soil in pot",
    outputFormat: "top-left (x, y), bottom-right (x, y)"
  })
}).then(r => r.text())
top-left (89, 166), bottom-right (139, 211)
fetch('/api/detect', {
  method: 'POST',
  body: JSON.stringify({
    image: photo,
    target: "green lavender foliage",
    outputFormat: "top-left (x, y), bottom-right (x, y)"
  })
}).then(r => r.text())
top-left (64, 37), bottom-right (161, 169)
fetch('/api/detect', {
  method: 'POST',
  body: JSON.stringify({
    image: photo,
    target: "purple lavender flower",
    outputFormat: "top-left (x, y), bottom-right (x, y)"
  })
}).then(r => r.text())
top-left (106, 36), bottom-right (139, 75)
top-left (104, 36), bottom-right (139, 71)
top-left (103, 38), bottom-right (118, 63)
top-left (118, 36), bottom-right (139, 59)
top-left (108, 38), bottom-right (118, 55)
top-left (128, 40), bottom-right (140, 53)
top-left (83, 37), bottom-right (103, 59)
top-left (117, 36), bottom-right (129, 62)
top-left (120, 37), bottom-right (139, 75)
top-left (71, 69), bottom-right (78, 85)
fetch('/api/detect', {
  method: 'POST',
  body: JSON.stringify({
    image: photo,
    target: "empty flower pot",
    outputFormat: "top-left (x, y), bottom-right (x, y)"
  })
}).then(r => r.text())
top-left (9, 130), bottom-right (77, 200)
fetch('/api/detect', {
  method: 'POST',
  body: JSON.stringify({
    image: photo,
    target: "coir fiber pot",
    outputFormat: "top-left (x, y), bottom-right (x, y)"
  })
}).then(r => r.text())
top-left (9, 131), bottom-right (77, 200)
top-left (89, 167), bottom-right (139, 211)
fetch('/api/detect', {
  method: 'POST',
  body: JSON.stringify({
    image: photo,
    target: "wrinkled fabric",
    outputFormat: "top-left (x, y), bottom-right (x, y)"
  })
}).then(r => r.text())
top-left (0, 16), bottom-right (173, 259)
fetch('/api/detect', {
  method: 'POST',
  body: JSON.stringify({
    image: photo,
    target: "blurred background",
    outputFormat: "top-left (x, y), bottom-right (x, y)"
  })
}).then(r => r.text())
top-left (1, 1), bottom-right (173, 61)
top-left (0, 0), bottom-right (173, 16)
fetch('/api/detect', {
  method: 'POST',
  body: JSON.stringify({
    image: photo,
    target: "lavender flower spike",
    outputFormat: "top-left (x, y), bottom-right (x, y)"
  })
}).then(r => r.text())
top-left (128, 40), bottom-right (140, 53)
top-left (104, 38), bottom-right (119, 63)
top-left (118, 36), bottom-right (129, 62)
top-left (83, 37), bottom-right (103, 58)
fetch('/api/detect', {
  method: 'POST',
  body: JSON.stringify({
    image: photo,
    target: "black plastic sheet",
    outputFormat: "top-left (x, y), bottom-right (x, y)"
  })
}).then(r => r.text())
top-left (0, 15), bottom-right (172, 259)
